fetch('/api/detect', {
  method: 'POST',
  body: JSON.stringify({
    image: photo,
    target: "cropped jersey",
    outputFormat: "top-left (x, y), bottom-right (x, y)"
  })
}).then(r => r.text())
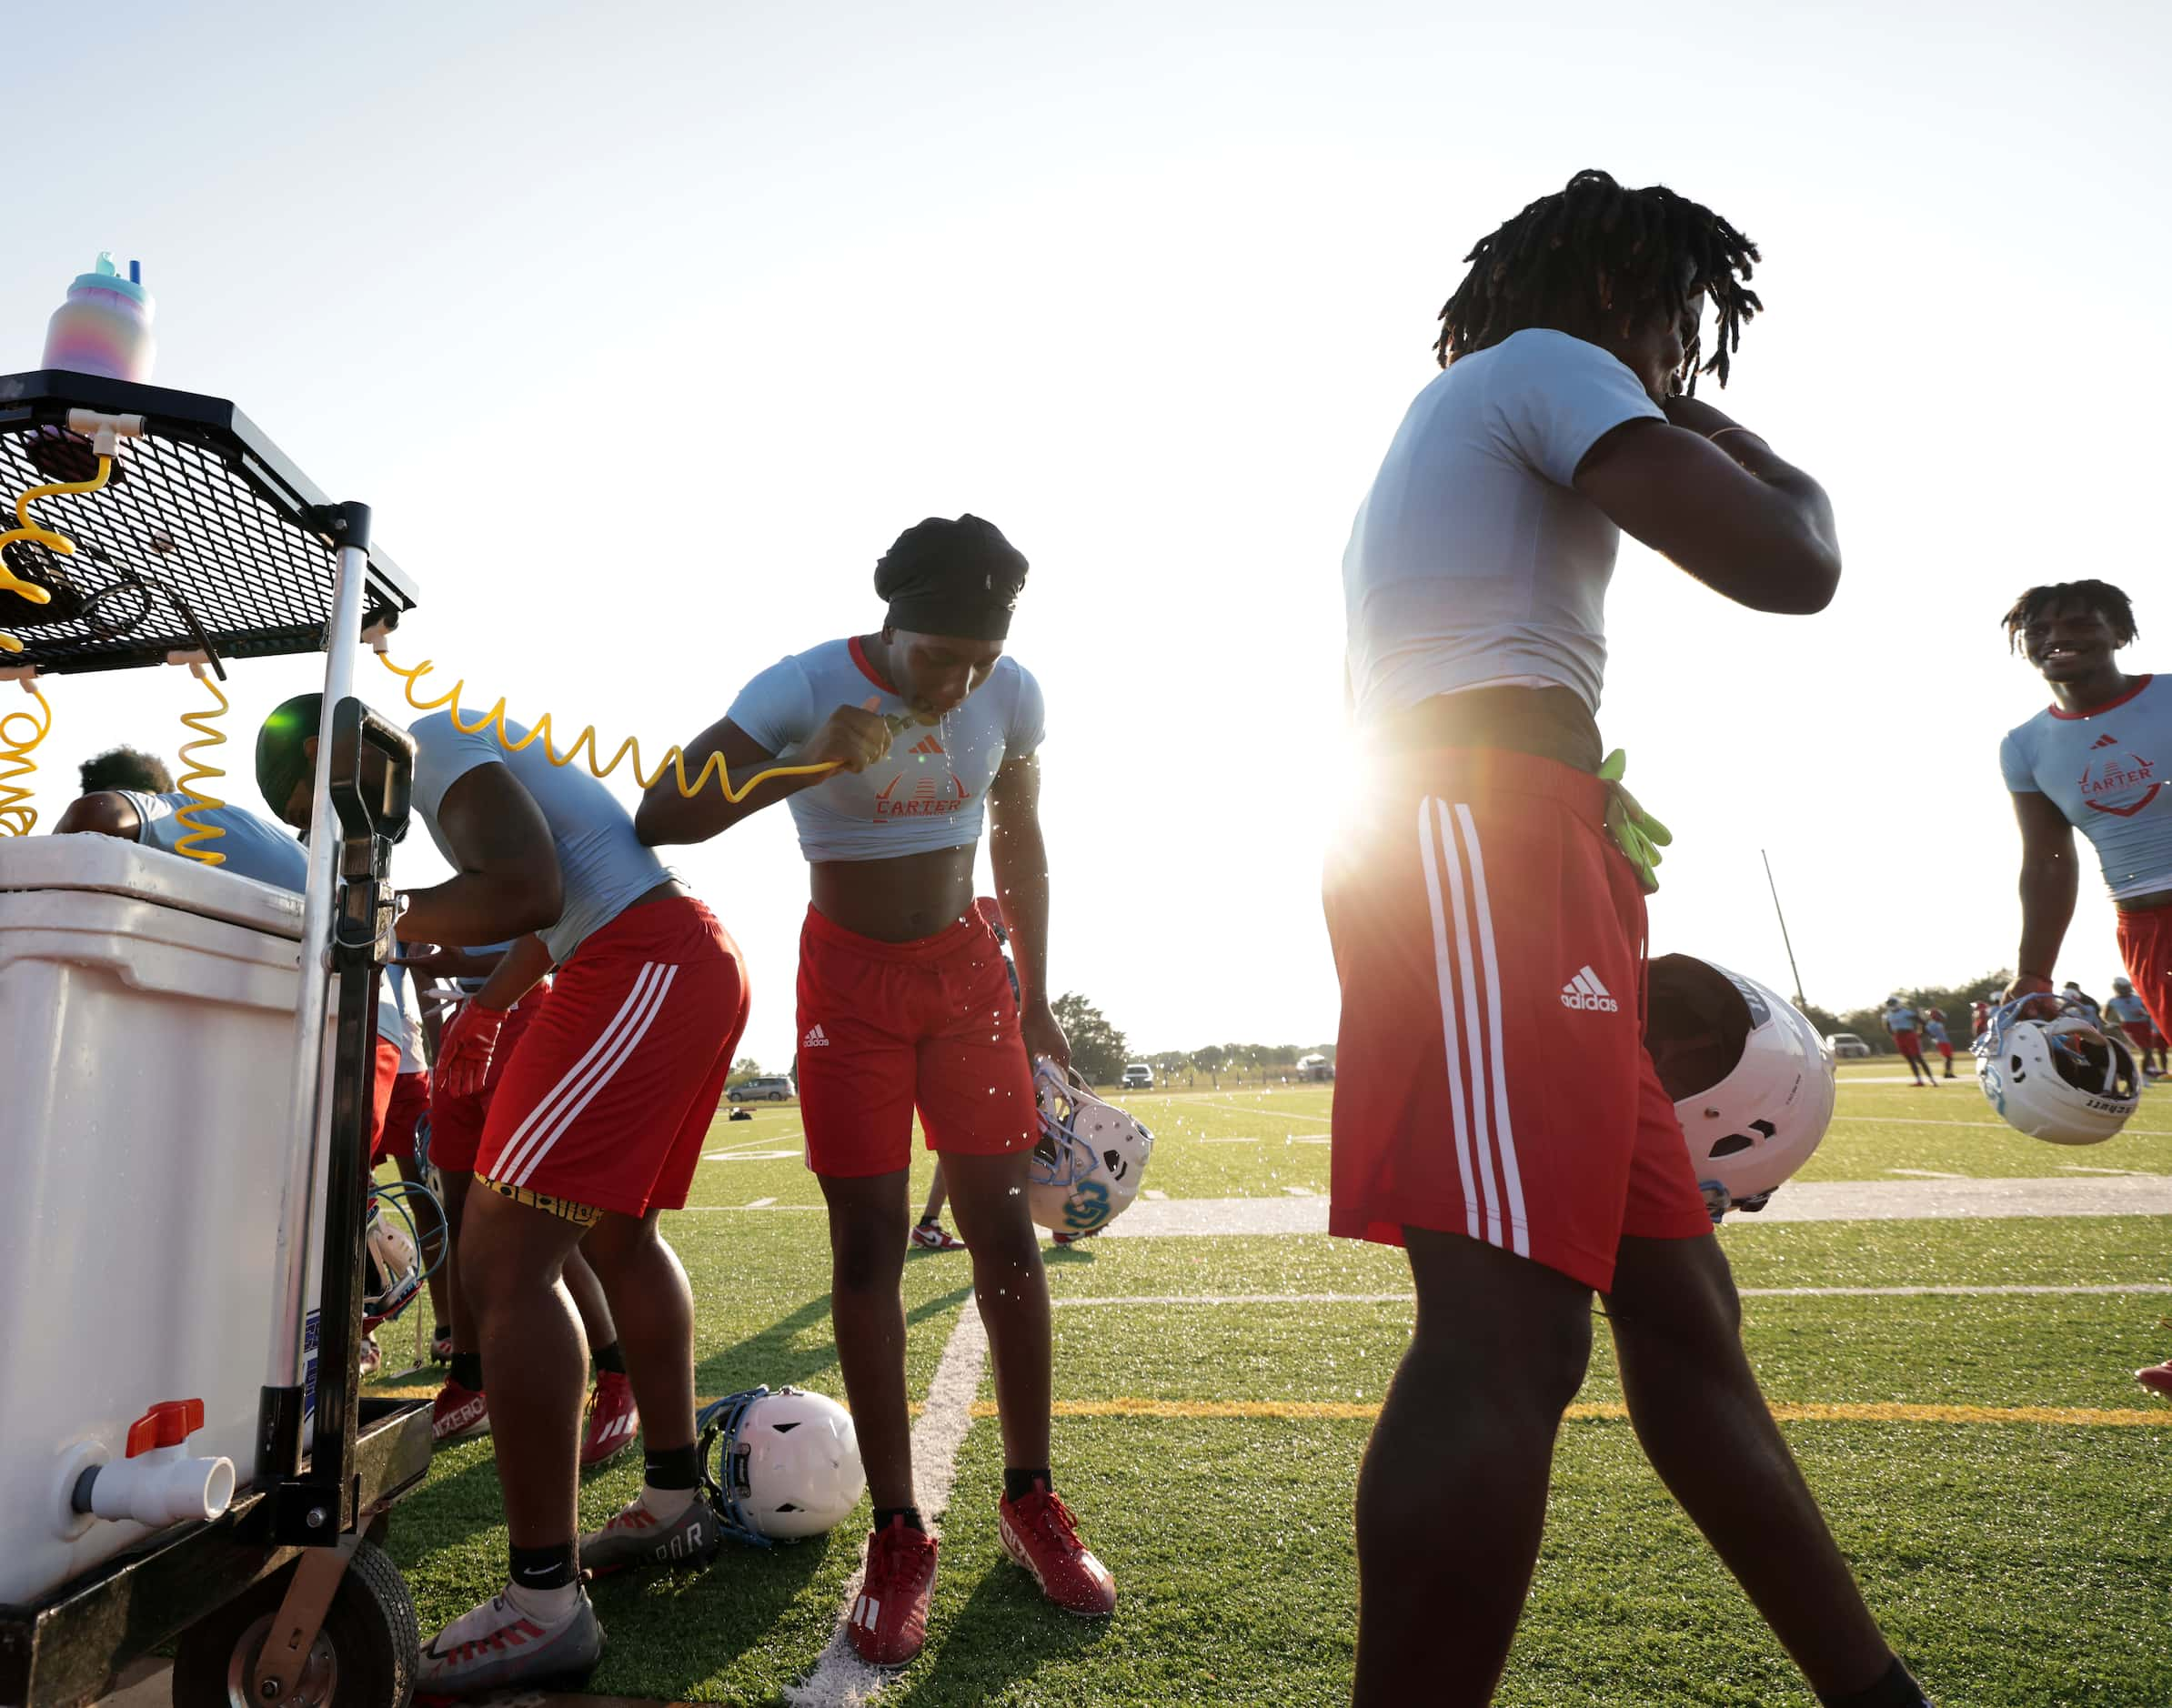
top-left (1999, 674), bottom-right (2172, 899)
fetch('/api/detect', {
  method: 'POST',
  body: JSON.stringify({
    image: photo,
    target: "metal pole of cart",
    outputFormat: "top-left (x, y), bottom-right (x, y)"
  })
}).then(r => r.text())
top-left (264, 521), bottom-right (373, 1466)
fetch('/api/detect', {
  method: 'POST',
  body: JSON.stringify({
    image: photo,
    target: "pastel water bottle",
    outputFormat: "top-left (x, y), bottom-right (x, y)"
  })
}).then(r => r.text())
top-left (42, 252), bottom-right (156, 383)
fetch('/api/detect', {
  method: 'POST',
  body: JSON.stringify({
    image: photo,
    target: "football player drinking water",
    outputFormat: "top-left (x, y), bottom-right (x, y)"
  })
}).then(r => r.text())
top-left (639, 516), bottom-right (1114, 1669)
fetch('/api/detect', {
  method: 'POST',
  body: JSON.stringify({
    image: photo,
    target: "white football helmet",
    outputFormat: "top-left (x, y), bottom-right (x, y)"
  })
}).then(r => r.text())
top-left (699, 1385), bottom-right (864, 1545)
top-left (1646, 955), bottom-right (1836, 1221)
top-left (1974, 998), bottom-right (2138, 1145)
top-left (1030, 1060), bottom-right (1155, 1235)
top-left (362, 1193), bottom-right (422, 1331)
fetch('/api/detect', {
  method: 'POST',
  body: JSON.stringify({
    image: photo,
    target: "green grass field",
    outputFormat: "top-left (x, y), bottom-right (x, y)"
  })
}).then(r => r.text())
top-left (370, 1072), bottom-right (2172, 1705)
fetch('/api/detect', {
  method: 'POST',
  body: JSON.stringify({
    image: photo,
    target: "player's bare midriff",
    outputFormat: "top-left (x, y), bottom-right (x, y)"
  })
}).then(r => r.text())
top-left (2118, 887), bottom-right (2172, 913)
top-left (810, 842), bottom-right (980, 942)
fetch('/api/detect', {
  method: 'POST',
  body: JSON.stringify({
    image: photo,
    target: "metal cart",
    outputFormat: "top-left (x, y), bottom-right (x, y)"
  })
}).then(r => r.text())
top-left (0, 369), bottom-right (432, 1708)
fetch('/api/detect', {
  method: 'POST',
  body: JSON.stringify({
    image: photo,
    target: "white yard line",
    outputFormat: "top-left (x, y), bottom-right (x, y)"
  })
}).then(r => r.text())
top-left (1047, 1283), bottom-right (2172, 1308)
top-left (745, 1196), bottom-right (778, 1209)
top-left (1887, 1169), bottom-right (1969, 1179)
top-left (1185, 1099), bottom-right (1333, 1124)
top-left (1142, 1189), bottom-right (1168, 1201)
top-left (1282, 1185), bottom-right (1315, 1196)
top-left (702, 1149), bottom-right (806, 1162)
top-left (786, 1303), bottom-right (990, 1707)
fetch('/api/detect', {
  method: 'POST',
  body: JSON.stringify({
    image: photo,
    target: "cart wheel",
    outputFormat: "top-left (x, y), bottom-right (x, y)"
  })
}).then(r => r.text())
top-left (173, 1541), bottom-right (417, 1708)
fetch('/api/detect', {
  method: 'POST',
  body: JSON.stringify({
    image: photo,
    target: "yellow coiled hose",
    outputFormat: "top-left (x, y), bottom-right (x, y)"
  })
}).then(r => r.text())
top-left (0, 679), bottom-right (52, 836)
top-left (173, 663), bottom-right (228, 865)
top-left (378, 652), bottom-right (910, 800)
top-left (0, 457), bottom-right (116, 655)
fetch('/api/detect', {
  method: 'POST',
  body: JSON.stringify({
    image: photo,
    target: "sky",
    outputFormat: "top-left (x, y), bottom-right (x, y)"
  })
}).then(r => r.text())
top-left (3, 0), bottom-right (2166, 1070)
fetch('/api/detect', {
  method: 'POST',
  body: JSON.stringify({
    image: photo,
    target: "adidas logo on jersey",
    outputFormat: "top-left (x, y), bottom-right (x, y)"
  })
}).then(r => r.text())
top-left (2090, 733), bottom-right (2118, 749)
top-left (909, 735), bottom-right (946, 756)
top-left (803, 1024), bottom-right (831, 1048)
top-left (1560, 966), bottom-right (1620, 1012)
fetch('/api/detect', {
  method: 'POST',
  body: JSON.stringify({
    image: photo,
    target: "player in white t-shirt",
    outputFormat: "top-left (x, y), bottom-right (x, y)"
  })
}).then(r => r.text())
top-left (639, 516), bottom-right (1113, 1668)
top-left (1330, 171), bottom-right (1926, 1708)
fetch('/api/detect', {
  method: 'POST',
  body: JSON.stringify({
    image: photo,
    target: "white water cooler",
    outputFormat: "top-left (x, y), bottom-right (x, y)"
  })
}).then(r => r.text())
top-left (0, 834), bottom-right (321, 1607)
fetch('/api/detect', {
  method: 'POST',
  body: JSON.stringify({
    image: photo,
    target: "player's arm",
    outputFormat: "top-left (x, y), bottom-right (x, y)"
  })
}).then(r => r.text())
top-left (397, 765), bottom-right (564, 948)
top-left (464, 933), bottom-right (553, 1011)
top-left (1573, 397), bottom-right (1841, 616)
top-left (637, 703), bottom-right (898, 846)
top-left (989, 750), bottom-right (1070, 1070)
top-left (52, 791), bottom-right (146, 839)
top-left (2006, 789), bottom-right (2078, 1000)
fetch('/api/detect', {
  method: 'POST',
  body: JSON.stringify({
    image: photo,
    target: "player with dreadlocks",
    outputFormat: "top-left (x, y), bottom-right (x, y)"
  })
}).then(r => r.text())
top-left (1992, 578), bottom-right (2172, 1396)
top-left (1328, 170), bottom-right (1932, 1707)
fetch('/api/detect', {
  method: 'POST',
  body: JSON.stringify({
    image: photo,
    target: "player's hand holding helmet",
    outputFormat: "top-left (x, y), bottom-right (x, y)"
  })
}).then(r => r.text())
top-left (698, 1385), bottom-right (864, 1545)
top-left (1030, 1059), bottom-right (1155, 1236)
top-left (1645, 955), bottom-right (1836, 1221)
top-left (1974, 997), bottom-right (2139, 1145)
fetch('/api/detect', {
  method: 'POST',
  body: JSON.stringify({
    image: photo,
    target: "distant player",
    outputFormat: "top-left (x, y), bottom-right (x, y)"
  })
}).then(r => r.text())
top-left (257, 693), bottom-right (749, 1693)
top-left (1921, 1009), bottom-right (1956, 1080)
top-left (639, 516), bottom-right (1115, 1668)
top-left (1970, 998), bottom-right (1992, 1043)
top-left (1991, 579), bottom-right (2172, 1397)
top-left (1328, 170), bottom-right (1927, 1705)
top-left (1882, 998), bottom-right (1937, 1087)
top-left (2106, 979), bottom-right (2165, 1079)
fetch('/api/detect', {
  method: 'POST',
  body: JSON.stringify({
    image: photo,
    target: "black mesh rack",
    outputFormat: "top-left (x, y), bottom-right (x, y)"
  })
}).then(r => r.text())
top-left (0, 370), bottom-right (417, 675)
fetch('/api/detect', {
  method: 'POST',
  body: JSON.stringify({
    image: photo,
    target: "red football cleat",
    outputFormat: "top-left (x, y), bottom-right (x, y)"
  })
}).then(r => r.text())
top-left (848, 1517), bottom-right (939, 1667)
top-left (431, 1380), bottom-right (490, 1443)
top-left (2136, 1361), bottom-right (2172, 1397)
top-left (910, 1221), bottom-right (968, 1252)
top-left (999, 1482), bottom-right (1116, 1616)
top-left (581, 1371), bottom-right (640, 1468)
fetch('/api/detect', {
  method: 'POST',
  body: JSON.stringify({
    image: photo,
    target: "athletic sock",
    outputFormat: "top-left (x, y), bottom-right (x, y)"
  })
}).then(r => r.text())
top-left (506, 1541), bottom-right (579, 1617)
top-left (874, 1505), bottom-right (926, 1532)
top-left (637, 1442), bottom-right (699, 1520)
top-left (450, 1352), bottom-right (483, 1392)
top-left (1817, 1658), bottom-right (1931, 1708)
top-left (917, 1214), bottom-right (940, 1227)
top-left (1004, 1467), bottom-right (1053, 1502)
top-left (592, 1341), bottom-right (627, 1376)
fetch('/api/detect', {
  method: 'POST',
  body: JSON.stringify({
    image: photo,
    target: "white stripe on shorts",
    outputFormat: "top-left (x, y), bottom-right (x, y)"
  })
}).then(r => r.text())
top-left (1433, 799), bottom-right (1504, 1248)
top-left (1414, 797), bottom-right (1482, 1240)
top-left (1453, 802), bottom-right (1528, 1255)
top-left (510, 964), bottom-right (679, 1187)
top-left (491, 961), bottom-right (669, 1184)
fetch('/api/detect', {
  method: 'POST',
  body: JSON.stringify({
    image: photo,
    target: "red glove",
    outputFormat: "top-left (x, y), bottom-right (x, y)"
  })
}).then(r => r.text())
top-left (437, 1001), bottom-right (508, 1099)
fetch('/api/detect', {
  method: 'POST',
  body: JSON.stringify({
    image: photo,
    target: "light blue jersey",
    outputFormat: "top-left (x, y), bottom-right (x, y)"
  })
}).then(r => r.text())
top-left (2107, 992), bottom-right (2150, 1027)
top-left (727, 638), bottom-right (1043, 863)
top-left (1885, 1005), bottom-right (1921, 1033)
top-left (1924, 1020), bottom-right (1949, 1045)
top-left (407, 711), bottom-right (671, 962)
top-left (1999, 674), bottom-right (2172, 899)
top-left (113, 789), bottom-right (308, 890)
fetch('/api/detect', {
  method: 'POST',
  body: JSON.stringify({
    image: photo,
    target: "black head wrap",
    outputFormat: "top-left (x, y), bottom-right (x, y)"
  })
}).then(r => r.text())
top-left (874, 515), bottom-right (1028, 641)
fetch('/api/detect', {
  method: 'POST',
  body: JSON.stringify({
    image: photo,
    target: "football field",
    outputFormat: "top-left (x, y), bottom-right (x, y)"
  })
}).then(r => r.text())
top-left (371, 1066), bottom-right (2172, 1706)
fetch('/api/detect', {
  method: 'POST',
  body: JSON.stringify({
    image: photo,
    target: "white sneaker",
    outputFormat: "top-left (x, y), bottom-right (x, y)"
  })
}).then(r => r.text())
top-left (417, 1588), bottom-right (603, 1695)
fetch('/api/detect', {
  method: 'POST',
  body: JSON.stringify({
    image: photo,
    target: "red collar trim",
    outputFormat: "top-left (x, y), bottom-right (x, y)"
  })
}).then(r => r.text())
top-left (849, 635), bottom-right (898, 695)
top-left (2048, 673), bottom-right (2152, 720)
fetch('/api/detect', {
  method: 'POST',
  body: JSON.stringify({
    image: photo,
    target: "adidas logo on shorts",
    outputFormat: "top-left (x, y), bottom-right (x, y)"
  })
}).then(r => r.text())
top-left (803, 1024), bottom-right (831, 1048)
top-left (1560, 966), bottom-right (1620, 1012)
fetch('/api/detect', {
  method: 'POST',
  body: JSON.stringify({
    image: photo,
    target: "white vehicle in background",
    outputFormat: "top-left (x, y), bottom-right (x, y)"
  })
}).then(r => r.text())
top-left (1120, 1062), bottom-right (1154, 1090)
top-left (1826, 1033), bottom-right (1872, 1060)
top-left (1297, 1052), bottom-right (1335, 1082)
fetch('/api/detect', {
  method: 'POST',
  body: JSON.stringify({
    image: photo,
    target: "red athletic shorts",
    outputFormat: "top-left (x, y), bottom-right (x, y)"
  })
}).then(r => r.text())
top-left (476, 897), bottom-right (749, 1218)
top-left (2117, 901), bottom-right (2172, 1042)
top-left (372, 1070), bottom-right (430, 1166)
top-left (1323, 749), bottom-right (1712, 1293)
top-left (2125, 1022), bottom-right (2156, 1053)
top-left (1936, 1040), bottom-right (1954, 1060)
top-left (366, 1038), bottom-right (401, 1166)
top-left (427, 981), bottom-right (552, 1176)
top-left (1895, 1030), bottom-right (1924, 1058)
top-left (796, 904), bottom-right (1038, 1178)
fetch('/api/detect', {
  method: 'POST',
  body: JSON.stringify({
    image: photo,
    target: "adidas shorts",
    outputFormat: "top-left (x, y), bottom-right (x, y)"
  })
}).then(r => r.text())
top-left (796, 904), bottom-right (1039, 1179)
top-left (2117, 901), bottom-right (2172, 1045)
top-left (1323, 748), bottom-right (1712, 1293)
top-left (475, 896), bottom-right (749, 1219)
top-left (1895, 1030), bottom-right (1924, 1059)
